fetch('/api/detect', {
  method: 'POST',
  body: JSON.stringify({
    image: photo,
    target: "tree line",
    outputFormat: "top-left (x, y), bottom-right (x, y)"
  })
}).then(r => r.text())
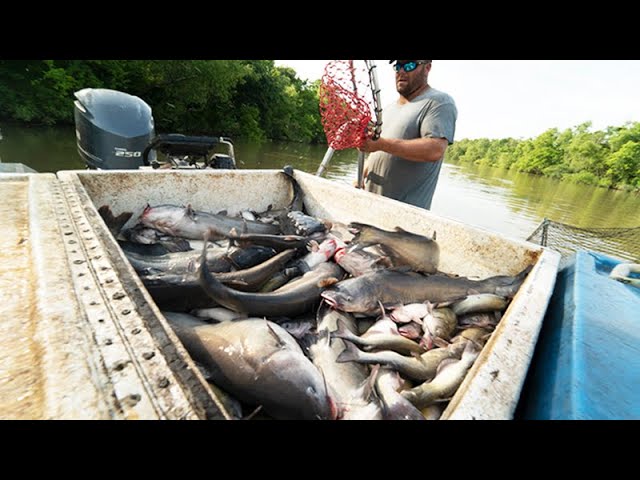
top-left (1, 60), bottom-right (638, 190)
top-left (0, 60), bottom-right (326, 143)
top-left (445, 122), bottom-right (640, 191)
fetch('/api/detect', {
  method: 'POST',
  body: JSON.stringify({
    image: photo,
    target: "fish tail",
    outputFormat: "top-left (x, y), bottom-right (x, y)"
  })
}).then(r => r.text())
top-left (331, 318), bottom-right (353, 342)
top-left (335, 340), bottom-right (362, 363)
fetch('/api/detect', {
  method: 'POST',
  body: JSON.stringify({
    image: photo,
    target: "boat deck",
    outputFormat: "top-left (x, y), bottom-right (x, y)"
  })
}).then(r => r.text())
top-left (0, 178), bottom-right (44, 419)
top-left (0, 174), bottom-right (220, 419)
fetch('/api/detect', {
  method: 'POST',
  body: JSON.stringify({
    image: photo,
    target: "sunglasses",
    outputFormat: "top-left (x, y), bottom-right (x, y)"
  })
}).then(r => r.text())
top-left (393, 61), bottom-right (427, 73)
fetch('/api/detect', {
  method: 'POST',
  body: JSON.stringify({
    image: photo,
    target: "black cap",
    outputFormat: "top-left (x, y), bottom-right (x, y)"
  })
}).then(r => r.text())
top-left (389, 60), bottom-right (432, 63)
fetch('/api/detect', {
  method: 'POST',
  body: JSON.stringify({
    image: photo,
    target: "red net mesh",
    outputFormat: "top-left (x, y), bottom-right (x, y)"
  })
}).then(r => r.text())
top-left (319, 60), bottom-right (374, 150)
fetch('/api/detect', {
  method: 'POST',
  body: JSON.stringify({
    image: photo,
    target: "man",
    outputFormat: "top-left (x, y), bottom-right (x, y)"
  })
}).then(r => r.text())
top-left (359, 60), bottom-right (457, 210)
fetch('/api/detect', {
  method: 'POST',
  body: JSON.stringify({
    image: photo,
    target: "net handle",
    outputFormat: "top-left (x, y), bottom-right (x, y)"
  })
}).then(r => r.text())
top-left (356, 60), bottom-right (381, 187)
top-left (365, 60), bottom-right (382, 140)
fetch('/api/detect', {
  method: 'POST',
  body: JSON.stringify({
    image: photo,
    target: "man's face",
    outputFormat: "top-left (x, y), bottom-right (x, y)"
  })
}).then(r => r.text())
top-left (394, 60), bottom-right (429, 97)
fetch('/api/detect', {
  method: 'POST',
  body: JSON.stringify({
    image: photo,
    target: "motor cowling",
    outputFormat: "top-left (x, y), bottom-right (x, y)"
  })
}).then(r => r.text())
top-left (73, 88), bottom-right (156, 169)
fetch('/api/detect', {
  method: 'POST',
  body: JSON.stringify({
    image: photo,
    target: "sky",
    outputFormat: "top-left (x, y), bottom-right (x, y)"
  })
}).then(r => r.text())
top-left (274, 60), bottom-right (640, 141)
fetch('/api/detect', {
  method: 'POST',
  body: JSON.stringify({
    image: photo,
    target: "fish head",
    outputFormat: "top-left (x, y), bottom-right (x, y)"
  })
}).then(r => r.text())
top-left (268, 356), bottom-right (339, 420)
top-left (320, 285), bottom-right (378, 315)
top-left (347, 222), bottom-right (378, 246)
top-left (139, 204), bottom-right (186, 235)
top-left (306, 383), bottom-right (340, 420)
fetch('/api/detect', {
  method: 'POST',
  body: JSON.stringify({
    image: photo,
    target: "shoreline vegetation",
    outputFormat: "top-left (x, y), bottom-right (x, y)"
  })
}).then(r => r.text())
top-left (445, 122), bottom-right (640, 192)
top-left (1, 60), bottom-right (638, 192)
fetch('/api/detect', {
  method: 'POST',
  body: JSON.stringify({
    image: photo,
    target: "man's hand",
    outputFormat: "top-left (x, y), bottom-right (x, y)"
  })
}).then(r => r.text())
top-left (359, 137), bottom-right (379, 153)
top-left (353, 165), bottom-right (368, 189)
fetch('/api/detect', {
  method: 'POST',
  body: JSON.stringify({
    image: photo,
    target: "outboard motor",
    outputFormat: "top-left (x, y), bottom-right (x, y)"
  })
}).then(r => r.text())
top-left (73, 88), bottom-right (156, 169)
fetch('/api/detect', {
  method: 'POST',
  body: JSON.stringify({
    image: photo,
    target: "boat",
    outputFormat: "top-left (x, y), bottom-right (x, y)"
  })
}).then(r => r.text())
top-left (1, 167), bottom-right (560, 419)
top-left (516, 250), bottom-right (640, 420)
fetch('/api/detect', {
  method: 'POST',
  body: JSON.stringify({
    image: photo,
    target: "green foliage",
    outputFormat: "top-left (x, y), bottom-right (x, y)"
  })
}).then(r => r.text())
top-left (605, 141), bottom-right (640, 186)
top-left (445, 123), bottom-right (640, 191)
top-left (0, 60), bottom-right (326, 142)
top-left (512, 129), bottom-right (563, 174)
top-left (564, 171), bottom-right (599, 185)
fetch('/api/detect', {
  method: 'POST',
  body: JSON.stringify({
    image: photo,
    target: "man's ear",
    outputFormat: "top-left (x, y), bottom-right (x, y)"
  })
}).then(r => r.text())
top-left (424, 62), bottom-right (432, 75)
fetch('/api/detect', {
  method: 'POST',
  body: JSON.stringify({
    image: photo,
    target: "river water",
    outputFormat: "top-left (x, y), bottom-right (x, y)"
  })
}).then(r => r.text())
top-left (1, 124), bottom-right (639, 252)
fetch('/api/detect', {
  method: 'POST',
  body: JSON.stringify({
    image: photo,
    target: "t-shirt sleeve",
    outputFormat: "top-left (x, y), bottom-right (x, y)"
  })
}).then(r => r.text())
top-left (419, 100), bottom-right (458, 145)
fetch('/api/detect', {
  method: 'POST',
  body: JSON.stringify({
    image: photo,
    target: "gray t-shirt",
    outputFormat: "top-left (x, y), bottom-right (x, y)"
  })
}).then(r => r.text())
top-left (364, 87), bottom-right (457, 210)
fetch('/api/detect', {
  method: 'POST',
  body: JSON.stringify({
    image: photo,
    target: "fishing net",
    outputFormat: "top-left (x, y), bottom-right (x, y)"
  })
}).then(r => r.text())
top-left (319, 60), bottom-right (381, 150)
top-left (527, 218), bottom-right (640, 268)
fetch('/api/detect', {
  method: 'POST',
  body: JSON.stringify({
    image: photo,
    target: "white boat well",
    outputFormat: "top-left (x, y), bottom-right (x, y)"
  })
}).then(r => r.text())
top-left (3, 168), bottom-right (561, 419)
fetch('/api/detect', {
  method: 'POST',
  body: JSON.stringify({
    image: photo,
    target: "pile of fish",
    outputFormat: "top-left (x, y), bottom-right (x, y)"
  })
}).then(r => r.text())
top-left (100, 168), bottom-right (531, 421)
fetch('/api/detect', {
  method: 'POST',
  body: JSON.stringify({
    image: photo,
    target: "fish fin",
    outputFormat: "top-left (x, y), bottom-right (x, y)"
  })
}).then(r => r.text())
top-left (335, 340), bottom-right (361, 363)
top-left (362, 364), bottom-right (380, 401)
top-left (317, 365), bottom-right (339, 420)
top-left (331, 318), bottom-right (352, 342)
top-left (141, 203), bottom-right (152, 217)
top-left (217, 209), bottom-right (228, 216)
top-left (185, 204), bottom-right (197, 221)
top-left (265, 322), bottom-right (287, 348)
top-left (318, 277), bottom-right (340, 288)
top-left (393, 226), bottom-right (408, 233)
top-left (315, 328), bottom-right (331, 347)
top-left (433, 397), bottom-right (452, 404)
top-left (199, 235), bottom-right (210, 264)
top-left (433, 300), bottom-right (455, 308)
top-left (425, 301), bottom-right (434, 314)
top-left (374, 256), bottom-right (395, 269)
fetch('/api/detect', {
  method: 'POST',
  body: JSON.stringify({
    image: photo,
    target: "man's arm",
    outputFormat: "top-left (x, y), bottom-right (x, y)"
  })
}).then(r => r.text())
top-left (359, 136), bottom-right (448, 163)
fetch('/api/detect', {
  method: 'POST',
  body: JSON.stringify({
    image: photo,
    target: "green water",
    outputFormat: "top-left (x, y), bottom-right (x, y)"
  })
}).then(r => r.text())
top-left (1, 124), bottom-right (639, 245)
